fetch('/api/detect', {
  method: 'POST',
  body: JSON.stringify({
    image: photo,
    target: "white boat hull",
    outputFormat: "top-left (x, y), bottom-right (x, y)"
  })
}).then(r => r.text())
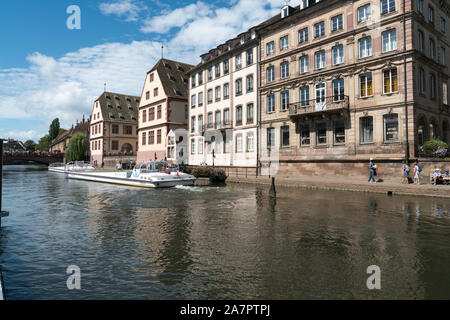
top-left (48, 167), bottom-right (66, 173)
top-left (66, 171), bottom-right (195, 188)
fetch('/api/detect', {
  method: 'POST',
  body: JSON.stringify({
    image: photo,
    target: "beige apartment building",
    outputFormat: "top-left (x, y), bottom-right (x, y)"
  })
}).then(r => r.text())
top-left (188, 29), bottom-right (259, 168)
top-left (256, 0), bottom-right (449, 176)
top-left (90, 92), bottom-right (140, 166)
top-left (136, 58), bottom-right (194, 163)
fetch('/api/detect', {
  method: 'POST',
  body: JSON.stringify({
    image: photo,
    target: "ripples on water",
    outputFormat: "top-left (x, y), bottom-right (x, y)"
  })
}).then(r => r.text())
top-left (1, 165), bottom-right (450, 299)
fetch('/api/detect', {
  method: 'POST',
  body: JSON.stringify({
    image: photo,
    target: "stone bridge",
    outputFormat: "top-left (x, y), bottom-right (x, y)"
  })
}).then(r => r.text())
top-left (2, 152), bottom-right (64, 166)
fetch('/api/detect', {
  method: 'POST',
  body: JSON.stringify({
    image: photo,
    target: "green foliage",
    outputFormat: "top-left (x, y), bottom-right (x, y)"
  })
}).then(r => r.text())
top-left (24, 140), bottom-right (36, 152)
top-left (65, 133), bottom-right (87, 162)
top-left (190, 167), bottom-right (226, 178)
top-left (422, 139), bottom-right (449, 156)
top-left (49, 118), bottom-right (61, 141)
top-left (35, 135), bottom-right (51, 152)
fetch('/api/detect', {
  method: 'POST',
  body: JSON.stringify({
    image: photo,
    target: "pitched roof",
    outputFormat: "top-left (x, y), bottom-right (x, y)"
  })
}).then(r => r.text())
top-left (150, 58), bottom-right (195, 99)
top-left (96, 92), bottom-right (140, 124)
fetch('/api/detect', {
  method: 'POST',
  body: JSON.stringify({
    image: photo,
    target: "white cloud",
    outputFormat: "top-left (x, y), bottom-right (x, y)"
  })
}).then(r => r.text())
top-left (4, 130), bottom-right (42, 142)
top-left (99, 0), bottom-right (146, 22)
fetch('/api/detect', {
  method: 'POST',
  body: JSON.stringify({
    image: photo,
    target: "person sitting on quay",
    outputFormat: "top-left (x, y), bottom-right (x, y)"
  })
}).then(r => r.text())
top-left (444, 170), bottom-right (450, 185)
top-left (368, 158), bottom-right (376, 184)
top-left (432, 169), bottom-right (443, 185)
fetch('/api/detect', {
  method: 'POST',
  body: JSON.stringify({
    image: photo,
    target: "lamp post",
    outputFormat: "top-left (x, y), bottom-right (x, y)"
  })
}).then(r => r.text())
top-left (212, 149), bottom-right (215, 168)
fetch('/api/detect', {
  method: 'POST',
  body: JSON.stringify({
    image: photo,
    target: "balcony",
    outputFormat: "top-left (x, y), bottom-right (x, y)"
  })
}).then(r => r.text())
top-left (219, 121), bottom-right (232, 131)
top-left (289, 95), bottom-right (349, 119)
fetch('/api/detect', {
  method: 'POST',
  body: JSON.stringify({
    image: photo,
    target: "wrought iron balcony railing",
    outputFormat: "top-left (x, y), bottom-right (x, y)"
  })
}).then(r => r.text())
top-left (289, 95), bottom-right (349, 118)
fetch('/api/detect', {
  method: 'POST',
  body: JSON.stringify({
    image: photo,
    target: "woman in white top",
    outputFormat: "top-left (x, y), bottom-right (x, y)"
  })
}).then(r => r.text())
top-left (413, 161), bottom-right (420, 184)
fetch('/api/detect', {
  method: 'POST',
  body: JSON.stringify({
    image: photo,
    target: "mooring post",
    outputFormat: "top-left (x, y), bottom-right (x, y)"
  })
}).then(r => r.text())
top-left (0, 139), bottom-right (9, 229)
top-left (269, 177), bottom-right (276, 198)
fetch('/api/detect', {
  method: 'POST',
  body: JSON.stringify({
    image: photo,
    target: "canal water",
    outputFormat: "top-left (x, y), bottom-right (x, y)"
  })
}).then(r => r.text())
top-left (1, 164), bottom-right (450, 299)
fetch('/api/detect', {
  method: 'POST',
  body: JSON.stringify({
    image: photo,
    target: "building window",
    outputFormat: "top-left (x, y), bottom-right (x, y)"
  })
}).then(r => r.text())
top-left (359, 37), bottom-right (372, 58)
top-left (381, 0), bottom-right (396, 15)
top-left (247, 49), bottom-right (253, 65)
top-left (299, 28), bottom-right (308, 43)
top-left (384, 114), bottom-right (399, 142)
top-left (267, 94), bottom-right (275, 113)
top-left (207, 113), bottom-right (213, 128)
top-left (247, 133), bottom-right (254, 152)
top-left (198, 92), bottom-right (203, 106)
top-left (332, 44), bottom-right (344, 65)
top-left (191, 139), bottom-right (195, 154)
top-left (157, 105), bottom-right (162, 119)
top-left (142, 132), bottom-right (147, 145)
top-left (146, 91), bottom-right (150, 100)
top-left (191, 117), bottom-right (196, 133)
top-left (360, 116), bottom-right (373, 143)
top-left (281, 61), bottom-right (289, 79)
top-left (360, 73), bottom-right (373, 97)
top-left (124, 125), bottom-right (132, 135)
top-left (331, 14), bottom-right (343, 32)
top-left (383, 69), bottom-right (398, 93)
top-left (267, 66), bottom-right (275, 82)
top-left (223, 83), bottom-right (230, 99)
top-left (198, 115), bottom-right (203, 132)
top-left (301, 124), bottom-right (310, 146)
top-left (315, 50), bottom-right (326, 69)
top-left (441, 17), bottom-right (446, 34)
top-left (191, 95), bottom-right (196, 108)
top-left (418, 30), bottom-right (424, 52)
top-left (150, 73), bottom-right (154, 82)
top-left (266, 41), bottom-right (275, 55)
top-left (207, 89), bottom-right (213, 104)
top-left (191, 75), bottom-right (196, 88)
top-left (429, 38), bottom-right (436, 60)
top-left (300, 55), bottom-right (309, 73)
top-left (280, 35), bottom-right (289, 51)
top-left (247, 103), bottom-right (254, 124)
top-left (333, 79), bottom-right (345, 101)
top-left (429, 5), bottom-right (434, 24)
top-left (235, 54), bottom-right (242, 70)
top-left (215, 86), bottom-right (221, 101)
top-left (198, 71), bottom-right (203, 85)
top-left (142, 110), bottom-right (147, 123)
top-left (281, 91), bottom-right (290, 111)
top-left (281, 126), bottom-right (290, 147)
top-left (300, 86), bottom-right (310, 106)
top-left (223, 60), bottom-right (229, 74)
top-left (316, 122), bottom-right (327, 145)
top-left (198, 138), bottom-right (203, 154)
top-left (215, 64), bottom-right (221, 78)
top-left (417, 0), bottom-right (424, 14)
top-left (236, 134), bottom-right (243, 153)
top-left (247, 75), bottom-right (254, 92)
top-left (441, 47), bottom-right (446, 66)
top-left (148, 107), bottom-right (155, 121)
top-left (419, 68), bottom-right (426, 94)
top-left (112, 140), bottom-right (119, 150)
top-left (236, 106), bottom-right (243, 125)
top-left (112, 124), bottom-right (119, 134)
top-left (207, 67), bottom-right (213, 81)
top-left (157, 130), bottom-right (162, 144)
top-left (267, 127), bottom-right (275, 147)
top-left (149, 131), bottom-right (154, 144)
top-left (215, 111), bottom-right (221, 129)
top-left (154, 88), bottom-right (158, 97)
top-left (235, 79), bottom-right (243, 96)
top-left (358, 4), bottom-right (371, 23)
top-left (224, 109), bottom-right (230, 124)
top-left (382, 29), bottom-right (397, 52)
top-left (314, 21), bottom-right (325, 38)
top-left (430, 74), bottom-right (437, 99)
top-left (334, 120), bottom-right (345, 144)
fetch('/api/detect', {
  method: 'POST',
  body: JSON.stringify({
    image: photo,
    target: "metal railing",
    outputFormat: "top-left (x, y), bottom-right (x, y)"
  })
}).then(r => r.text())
top-left (289, 95), bottom-right (349, 117)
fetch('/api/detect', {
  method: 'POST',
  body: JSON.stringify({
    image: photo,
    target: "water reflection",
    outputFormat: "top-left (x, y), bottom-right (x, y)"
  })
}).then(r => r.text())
top-left (0, 165), bottom-right (450, 299)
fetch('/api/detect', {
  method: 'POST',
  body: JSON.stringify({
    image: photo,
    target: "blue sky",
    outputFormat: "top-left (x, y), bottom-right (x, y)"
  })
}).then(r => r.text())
top-left (0, 0), bottom-right (279, 143)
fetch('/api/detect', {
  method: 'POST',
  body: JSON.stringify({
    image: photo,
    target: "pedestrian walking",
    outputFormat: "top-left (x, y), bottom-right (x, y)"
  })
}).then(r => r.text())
top-left (368, 158), bottom-right (376, 183)
top-left (413, 161), bottom-right (422, 184)
top-left (402, 161), bottom-right (410, 184)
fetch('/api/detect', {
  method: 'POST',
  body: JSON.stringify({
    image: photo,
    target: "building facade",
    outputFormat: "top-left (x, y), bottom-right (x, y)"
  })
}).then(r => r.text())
top-left (136, 58), bottom-right (194, 163)
top-left (90, 92), bottom-right (140, 166)
top-left (188, 30), bottom-right (259, 168)
top-left (49, 116), bottom-right (90, 155)
top-left (256, 0), bottom-right (449, 176)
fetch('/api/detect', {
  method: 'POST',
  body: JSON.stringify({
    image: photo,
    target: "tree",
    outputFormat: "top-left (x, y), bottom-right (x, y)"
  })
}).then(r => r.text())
top-left (65, 133), bottom-right (87, 162)
top-left (36, 135), bottom-right (51, 152)
top-left (24, 140), bottom-right (36, 152)
top-left (49, 118), bottom-right (61, 141)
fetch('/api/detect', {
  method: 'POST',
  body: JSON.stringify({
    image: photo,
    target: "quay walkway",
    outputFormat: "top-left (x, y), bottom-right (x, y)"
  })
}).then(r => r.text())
top-left (225, 175), bottom-right (450, 199)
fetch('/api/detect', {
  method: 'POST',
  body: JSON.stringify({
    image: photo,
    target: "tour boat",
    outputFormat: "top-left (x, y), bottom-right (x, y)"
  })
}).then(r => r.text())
top-left (65, 161), bottom-right (196, 188)
top-left (48, 162), bottom-right (67, 173)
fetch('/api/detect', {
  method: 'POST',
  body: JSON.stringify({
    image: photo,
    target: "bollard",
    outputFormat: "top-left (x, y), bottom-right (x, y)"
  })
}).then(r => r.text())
top-left (269, 177), bottom-right (276, 198)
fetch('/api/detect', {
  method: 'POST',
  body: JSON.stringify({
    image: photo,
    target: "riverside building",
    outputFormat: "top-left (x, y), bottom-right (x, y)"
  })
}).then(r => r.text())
top-left (187, 29), bottom-right (259, 169)
top-left (136, 58), bottom-right (194, 163)
top-left (89, 92), bottom-right (140, 167)
top-left (256, 0), bottom-right (449, 176)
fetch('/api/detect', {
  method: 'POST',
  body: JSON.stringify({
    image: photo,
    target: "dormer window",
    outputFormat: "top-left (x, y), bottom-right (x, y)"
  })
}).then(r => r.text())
top-left (282, 6), bottom-right (289, 18)
top-left (251, 31), bottom-right (256, 39)
top-left (240, 36), bottom-right (245, 44)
